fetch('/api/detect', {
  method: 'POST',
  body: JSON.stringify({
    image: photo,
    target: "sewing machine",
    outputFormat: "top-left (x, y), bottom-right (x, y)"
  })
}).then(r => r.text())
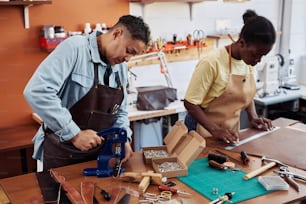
top-left (256, 56), bottom-right (281, 98)
top-left (83, 127), bottom-right (127, 177)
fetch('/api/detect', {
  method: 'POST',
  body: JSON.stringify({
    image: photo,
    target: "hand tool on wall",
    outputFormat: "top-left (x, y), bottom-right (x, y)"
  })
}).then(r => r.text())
top-left (274, 166), bottom-right (306, 192)
top-left (128, 51), bottom-right (174, 88)
top-left (193, 29), bottom-right (205, 59)
top-left (120, 171), bottom-right (163, 193)
top-left (83, 127), bottom-right (127, 177)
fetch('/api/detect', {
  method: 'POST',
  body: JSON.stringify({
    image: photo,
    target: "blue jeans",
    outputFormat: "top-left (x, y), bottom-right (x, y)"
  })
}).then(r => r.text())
top-left (184, 112), bottom-right (197, 131)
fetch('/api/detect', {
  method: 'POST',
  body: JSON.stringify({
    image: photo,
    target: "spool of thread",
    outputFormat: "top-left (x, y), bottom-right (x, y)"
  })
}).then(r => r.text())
top-left (208, 153), bottom-right (228, 164)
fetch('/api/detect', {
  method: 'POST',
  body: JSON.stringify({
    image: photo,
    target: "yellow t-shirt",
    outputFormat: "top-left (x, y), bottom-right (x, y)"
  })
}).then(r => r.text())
top-left (184, 47), bottom-right (255, 108)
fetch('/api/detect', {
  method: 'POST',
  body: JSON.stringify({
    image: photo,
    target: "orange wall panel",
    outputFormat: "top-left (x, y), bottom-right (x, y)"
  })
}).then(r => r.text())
top-left (0, 0), bottom-right (129, 128)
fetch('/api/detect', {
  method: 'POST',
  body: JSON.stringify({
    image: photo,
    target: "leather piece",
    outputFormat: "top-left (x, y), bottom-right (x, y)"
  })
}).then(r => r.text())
top-left (117, 193), bottom-right (130, 204)
top-left (81, 181), bottom-right (95, 204)
top-left (35, 171), bottom-right (70, 204)
top-left (136, 86), bottom-right (177, 110)
top-left (207, 119), bottom-right (306, 170)
top-left (50, 169), bottom-right (84, 204)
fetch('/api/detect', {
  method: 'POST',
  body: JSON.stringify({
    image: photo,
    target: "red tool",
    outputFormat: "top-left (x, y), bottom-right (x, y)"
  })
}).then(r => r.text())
top-left (158, 185), bottom-right (192, 197)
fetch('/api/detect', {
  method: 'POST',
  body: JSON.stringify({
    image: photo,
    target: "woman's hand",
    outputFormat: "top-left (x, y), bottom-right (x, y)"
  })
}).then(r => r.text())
top-left (210, 127), bottom-right (239, 144)
top-left (250, 117), bottom-right (274, 131)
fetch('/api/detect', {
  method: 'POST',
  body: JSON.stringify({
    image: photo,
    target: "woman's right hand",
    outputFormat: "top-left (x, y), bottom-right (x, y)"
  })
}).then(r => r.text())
top-left (210, 127), bottom-right (239, 144)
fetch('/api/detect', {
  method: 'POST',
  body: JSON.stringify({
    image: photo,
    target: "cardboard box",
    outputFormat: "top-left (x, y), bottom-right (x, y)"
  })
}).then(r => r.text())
top-left (151, 130), bottom-right (206, 178)
top-left (142, 120), bottom-right (188, 164)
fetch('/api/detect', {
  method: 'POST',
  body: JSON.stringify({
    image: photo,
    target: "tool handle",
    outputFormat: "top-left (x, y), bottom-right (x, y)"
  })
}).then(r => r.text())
top-left (284, 176), bottom-right (300, 192)
top-left (209, 160), bottom-right (227, 170)
top-left (240, 151), bottom-right (250, 165)
top-left (139, 176), bottom-right (150, 193)
top-left (244, 162), bottom-right (276, 180)
top-left (158, 185), bottom-right (177, 194)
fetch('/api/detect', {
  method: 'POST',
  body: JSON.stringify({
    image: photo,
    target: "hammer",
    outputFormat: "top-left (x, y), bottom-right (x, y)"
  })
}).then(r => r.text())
top-left (243, 156), bottom-right (286, 180)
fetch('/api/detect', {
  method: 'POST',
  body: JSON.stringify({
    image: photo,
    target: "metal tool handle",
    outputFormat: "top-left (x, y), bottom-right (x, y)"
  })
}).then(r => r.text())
top-left (275, 171), bottom-right (306, 182)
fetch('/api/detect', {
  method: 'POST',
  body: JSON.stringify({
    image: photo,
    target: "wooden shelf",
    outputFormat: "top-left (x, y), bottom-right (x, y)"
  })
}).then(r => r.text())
top-left (129, 0), bottom-right (206, 2)
top-left (128, 37), bottom-right (215, 67)
top-left (129, 0), bottom-right (216, 20)
top-left (0, 0), bottom-right (51, 6)
top-left (0, 0), bottom-right (52, 29)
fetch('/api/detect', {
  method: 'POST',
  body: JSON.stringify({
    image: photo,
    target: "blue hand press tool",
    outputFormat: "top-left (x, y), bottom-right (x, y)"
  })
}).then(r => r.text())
top-left (83, 127), bottom-right (127, 177)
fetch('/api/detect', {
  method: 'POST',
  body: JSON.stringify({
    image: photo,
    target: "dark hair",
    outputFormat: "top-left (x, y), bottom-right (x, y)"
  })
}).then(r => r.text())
top-left (114, 15), bottom-right (151, 47)
top-left (240, 10), bottom-right (276, 45)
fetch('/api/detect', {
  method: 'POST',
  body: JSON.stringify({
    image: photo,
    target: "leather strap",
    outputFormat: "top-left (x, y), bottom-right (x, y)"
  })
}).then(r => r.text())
top-left (50, 169), bottom-right (84, 203)
top-left (49, 169), bottom-right (97, 204)
top-left (81, 181), bottom-right (95, 204)
top-left (35, 171), bottom-right (70, 203)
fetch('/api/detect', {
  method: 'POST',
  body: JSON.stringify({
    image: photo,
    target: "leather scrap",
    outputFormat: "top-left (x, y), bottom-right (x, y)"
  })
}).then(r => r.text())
top-left (81, 181), bottom-right (95, 204)
top-left (0, 184), bottom-right (11, 204)
top-left (50, 169), bottom-right (84, 203)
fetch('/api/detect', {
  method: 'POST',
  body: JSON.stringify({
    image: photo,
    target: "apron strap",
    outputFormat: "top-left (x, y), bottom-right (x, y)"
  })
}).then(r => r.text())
top-left (114, 72), bottom-right (122, 88)
top-left (228, 45), bottom-right (232, 74)
top-left (103, 65), bottom-right (112, 86)
top-left (94, 63), bottom-right (122, 88)
top-left (94, 63), bottom-right (99, 86)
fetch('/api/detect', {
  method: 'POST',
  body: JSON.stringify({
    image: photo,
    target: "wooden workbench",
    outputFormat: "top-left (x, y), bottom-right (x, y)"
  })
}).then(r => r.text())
top-left (1, 117), bottom-right (305, 203)
top-left (1, 134), bottom-right (306, 204)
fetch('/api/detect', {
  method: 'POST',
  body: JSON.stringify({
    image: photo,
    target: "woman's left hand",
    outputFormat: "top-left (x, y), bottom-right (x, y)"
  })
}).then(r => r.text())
top-left (250, 117), bottom-right (274, 131)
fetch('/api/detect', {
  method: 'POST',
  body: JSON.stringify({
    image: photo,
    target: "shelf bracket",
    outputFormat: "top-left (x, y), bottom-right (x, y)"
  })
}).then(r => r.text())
top-left (188, 2), bottom-right (193, 21)
top-left (23, 4), bottom-right (33, 29)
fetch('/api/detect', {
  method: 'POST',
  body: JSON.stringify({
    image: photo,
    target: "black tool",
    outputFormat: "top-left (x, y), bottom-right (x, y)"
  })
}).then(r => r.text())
top-left (165, 181), bottom-right (176, 187)
top-left (100, 189), bottom-right (111, 201)
top-left (214, 150), bottom-right (245, 166)
top-left (208, 152), bottom-right (228, 164)
top-left (240, 151), bottom-right (250, 165)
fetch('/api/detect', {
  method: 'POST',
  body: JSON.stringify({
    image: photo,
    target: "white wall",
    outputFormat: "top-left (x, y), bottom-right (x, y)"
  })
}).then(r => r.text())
top-left (129, 0), bottom-right (306, 93)
top-left (290, 0), bottom-right (306, 85)
top-left (130, 0), bottom-right (281, 42)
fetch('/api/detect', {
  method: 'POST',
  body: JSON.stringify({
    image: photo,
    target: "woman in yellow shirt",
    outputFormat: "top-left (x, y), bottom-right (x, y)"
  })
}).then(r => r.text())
top-left (184, 10), bottom-right (274, 144)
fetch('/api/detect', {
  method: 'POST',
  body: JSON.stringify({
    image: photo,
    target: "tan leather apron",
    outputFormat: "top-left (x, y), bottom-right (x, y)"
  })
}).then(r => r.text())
top-left (43, 63), bottom-right (124, 170)
top-left (196, 46), bottom-right (256, 137)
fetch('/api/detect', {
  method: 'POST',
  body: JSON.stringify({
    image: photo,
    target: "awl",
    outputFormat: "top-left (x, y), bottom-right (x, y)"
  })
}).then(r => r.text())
top-left (158, 185), bottom-right (192, 197)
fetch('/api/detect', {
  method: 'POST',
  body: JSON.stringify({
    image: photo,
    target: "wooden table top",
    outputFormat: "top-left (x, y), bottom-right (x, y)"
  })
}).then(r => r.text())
top-left (0, 149), bottom-right (306, 204)
top-left (0, 124), bottom-right (38, 152)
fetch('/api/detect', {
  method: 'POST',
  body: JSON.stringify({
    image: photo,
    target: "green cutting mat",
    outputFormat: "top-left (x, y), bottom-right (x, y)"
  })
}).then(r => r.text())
top-left (178, 158), bottom-right (272, 203)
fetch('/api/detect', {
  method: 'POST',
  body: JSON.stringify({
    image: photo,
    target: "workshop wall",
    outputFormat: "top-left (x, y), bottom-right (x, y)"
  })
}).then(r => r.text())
top-left (129, 0), bottom-right (282, 100)
top-left (130, 0), bottom-right (306, 87)
top-left (0, 0), bottom-right (129, 128)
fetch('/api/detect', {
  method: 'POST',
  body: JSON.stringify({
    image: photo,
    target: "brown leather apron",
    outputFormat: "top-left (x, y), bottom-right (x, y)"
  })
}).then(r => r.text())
top-left (196, 46), bottom-right (256, 137)
top-left (43, 64), bottom-right (124, 170)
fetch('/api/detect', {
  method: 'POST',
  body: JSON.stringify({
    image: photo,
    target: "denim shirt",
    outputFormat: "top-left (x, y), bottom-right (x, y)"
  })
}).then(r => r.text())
top-left (24, 31), bottom-right (132, 160)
